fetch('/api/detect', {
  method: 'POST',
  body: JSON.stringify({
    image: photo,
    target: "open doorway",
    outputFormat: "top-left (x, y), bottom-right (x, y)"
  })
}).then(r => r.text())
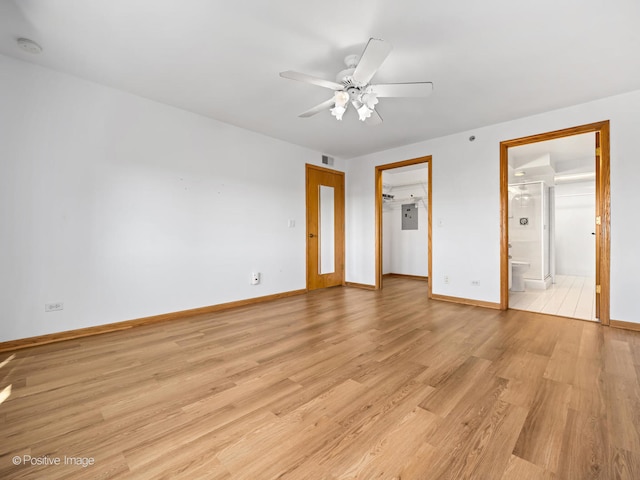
top-left (375, 156), bottom-right (432, 292)
top-left (508, 133), bottom-right (596, 320)
top-left (500, 121), bottom-right (610, 324)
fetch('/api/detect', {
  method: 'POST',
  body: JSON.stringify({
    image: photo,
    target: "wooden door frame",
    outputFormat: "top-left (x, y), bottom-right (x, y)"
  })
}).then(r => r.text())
top-left (306, 164), bottom-right (345, 290)
top-left (499, 121), bottom-right (610, 325)
top-left (375, 156), bottom-right (432, 293)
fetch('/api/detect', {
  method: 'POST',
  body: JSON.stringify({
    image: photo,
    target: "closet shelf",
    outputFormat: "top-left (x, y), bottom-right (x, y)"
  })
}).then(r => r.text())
top-left (383, 196), bottom-right (425, 204)
top-left (383, 181), bottom-right (427, 190)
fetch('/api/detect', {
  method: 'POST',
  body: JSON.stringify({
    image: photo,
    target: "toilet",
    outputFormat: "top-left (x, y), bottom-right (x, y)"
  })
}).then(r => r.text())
top-left (510, 261), bottom-right (530, 292)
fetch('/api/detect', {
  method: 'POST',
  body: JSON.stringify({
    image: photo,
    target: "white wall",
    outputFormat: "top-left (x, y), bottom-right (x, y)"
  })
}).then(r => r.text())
top-left (554, 182), bottom-right (596, 277)
top-left (3, 54), bottom-right (639, 343)
top-left (346, 90), bottom-right (640, 323)
top-left (509, 182), bottom-right (546, 280)
top-left (0, 55), bottom-right (343, 342)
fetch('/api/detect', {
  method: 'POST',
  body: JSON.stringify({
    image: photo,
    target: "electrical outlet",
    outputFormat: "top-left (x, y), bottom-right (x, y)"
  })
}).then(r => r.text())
top-left (45, 302), bottom-right (63, 312)
top-left (471, 280), bottom-right (480, 286)
top-left (251, 272), bottom-right (260, 285)
top-left (443, 275), bottom-right (449, 284)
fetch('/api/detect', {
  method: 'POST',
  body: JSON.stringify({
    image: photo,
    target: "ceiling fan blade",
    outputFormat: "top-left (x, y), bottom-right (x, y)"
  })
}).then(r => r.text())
top-left (352, 38), bottom-right (392, 85)
top-left (280, 71), bottom-right (343, 90)
top-left (299, 98), bottom-right (335, 118)
top-left (370, 82), bottom-right (434, 97)
top-left (366, 109), bottom-right (383, 126)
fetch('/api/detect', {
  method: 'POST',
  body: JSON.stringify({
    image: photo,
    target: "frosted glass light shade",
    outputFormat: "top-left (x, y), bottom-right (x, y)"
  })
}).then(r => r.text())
top-left (334, 91), bottom-right (349, 107)
top-left (330, 105), bottom-right (346, 120)
top-left (357, 104), bottom-right (372, 121)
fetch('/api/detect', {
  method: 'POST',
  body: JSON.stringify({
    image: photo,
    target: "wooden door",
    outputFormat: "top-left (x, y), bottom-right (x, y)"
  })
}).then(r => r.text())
top-left (306, 164), bottom-right (345, 290)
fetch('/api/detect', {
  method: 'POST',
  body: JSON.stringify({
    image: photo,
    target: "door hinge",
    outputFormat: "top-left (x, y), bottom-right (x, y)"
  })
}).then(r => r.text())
top-left (595, 216), bottom-right (601, 225)
top-left (595, 147), bottom-right (601, 156)
top-left (596, 285), bottom-right (601, 294)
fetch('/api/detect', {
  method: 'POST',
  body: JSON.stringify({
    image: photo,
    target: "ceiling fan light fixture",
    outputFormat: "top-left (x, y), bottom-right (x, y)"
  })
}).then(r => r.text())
top-left (360, 91), bottom-right (378, 109)
top-left (357, 104), bottom-right (373, 121)
top-left (330, 105), bottom-right (346, 121)
top-left (334, 91), bottom-right (349, 108)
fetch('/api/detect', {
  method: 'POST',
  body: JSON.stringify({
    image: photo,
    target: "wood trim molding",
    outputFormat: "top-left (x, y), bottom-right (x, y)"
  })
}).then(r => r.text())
top-left (610, 319), bottom-right (640, 332)
top-left (500, 140), bottom-right (510, 310)
top-left (0, 289), bottom-right (307, 353)
top-left (598, 122), bottom-right (611, 325)
top-left (427, 159), bottom-right (433, 299)
top-left (383, 273), bottom-right (429, 282)
top-left (375, 156), bottom-right (432, 298)
top-left (375, 167), bottom-right (383, 289)
top-left (431, 293), bottom-right (501, 310)
top-left (344, 282), bottom-right (377, 290)
top-left (499, 121), bottom-right (611, 325)
top-left (305, 163), bottom-right (345, 176)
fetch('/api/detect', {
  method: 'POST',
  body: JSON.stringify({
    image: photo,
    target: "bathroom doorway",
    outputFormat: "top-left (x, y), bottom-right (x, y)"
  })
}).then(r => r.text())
top-left (375, 156), bottom-right (432, 292)
top-left (499, 121), bottom-right (610, 324)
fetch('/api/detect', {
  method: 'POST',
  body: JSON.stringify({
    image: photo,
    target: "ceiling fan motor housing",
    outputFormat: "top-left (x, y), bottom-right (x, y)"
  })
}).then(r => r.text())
top-left (336, 54), bottom-right (365, 87)
top-left (346, 86), bottom-right (362, 102)
top-left (336, 67), bottom-right (356, 86)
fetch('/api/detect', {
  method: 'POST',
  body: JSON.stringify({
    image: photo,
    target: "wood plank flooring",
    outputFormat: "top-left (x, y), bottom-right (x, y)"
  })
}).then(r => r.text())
top-left (1, 277), bottom-right (639, 479)
top-left (510, 275), bottom-right (597, 321)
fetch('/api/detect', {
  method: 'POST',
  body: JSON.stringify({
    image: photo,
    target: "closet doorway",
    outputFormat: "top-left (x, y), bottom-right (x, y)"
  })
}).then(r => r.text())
top-left (499, 121), bottom-right (610, 324)
top-left (375, 156), bottom-right (432, 292)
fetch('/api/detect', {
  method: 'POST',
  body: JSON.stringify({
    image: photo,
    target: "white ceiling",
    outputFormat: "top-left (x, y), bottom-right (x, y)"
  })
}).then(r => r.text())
top-left (383, 163), bottom-right (428, 187)
top-left (2, 0), bottom-right (639, 159)
top-left (508, 132), bottom-right (595, 183)
top-left (509, 133), bottom-right (595, 168)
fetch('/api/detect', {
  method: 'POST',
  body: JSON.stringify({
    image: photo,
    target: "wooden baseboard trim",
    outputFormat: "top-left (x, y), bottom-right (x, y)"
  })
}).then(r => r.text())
top-left (610, 319), bottom-right (640, 332)
top-left (383, 273), bottom-right (429, 282)
top-left (431, 293), bottom-right (501, 310)
top-left (344, 282), bottom-right (377, 291)
top-left (0, 289), bottom-right (307, 353)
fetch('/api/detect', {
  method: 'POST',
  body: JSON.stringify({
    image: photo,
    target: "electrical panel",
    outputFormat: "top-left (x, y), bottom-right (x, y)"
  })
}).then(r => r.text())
top-left (402, 204), bottom-right (418, 230)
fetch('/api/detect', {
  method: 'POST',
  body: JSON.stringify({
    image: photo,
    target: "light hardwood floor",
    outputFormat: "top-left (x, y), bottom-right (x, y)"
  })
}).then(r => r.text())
top-left (1, 277), bottom-right (639, 479)
top-left (510, 275), bottom-right (597, 321)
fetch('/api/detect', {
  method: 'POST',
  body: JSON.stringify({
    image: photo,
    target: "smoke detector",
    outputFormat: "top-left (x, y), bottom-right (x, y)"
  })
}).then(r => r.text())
top-left (17, 38), bottom-right (42, 54)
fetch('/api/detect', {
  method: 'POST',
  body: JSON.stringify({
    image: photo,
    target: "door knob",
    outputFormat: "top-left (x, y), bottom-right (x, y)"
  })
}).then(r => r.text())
top-left (309, 233), bottom-right (316, 238)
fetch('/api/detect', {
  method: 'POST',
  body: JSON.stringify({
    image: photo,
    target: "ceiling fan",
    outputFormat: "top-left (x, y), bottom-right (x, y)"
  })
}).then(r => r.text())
top-left (280, 38), bottom-right (433, 125)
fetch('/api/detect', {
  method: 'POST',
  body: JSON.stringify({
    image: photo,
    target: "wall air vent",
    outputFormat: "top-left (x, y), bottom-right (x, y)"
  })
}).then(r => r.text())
top-left (322, 155), bottom-right (334, 166)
